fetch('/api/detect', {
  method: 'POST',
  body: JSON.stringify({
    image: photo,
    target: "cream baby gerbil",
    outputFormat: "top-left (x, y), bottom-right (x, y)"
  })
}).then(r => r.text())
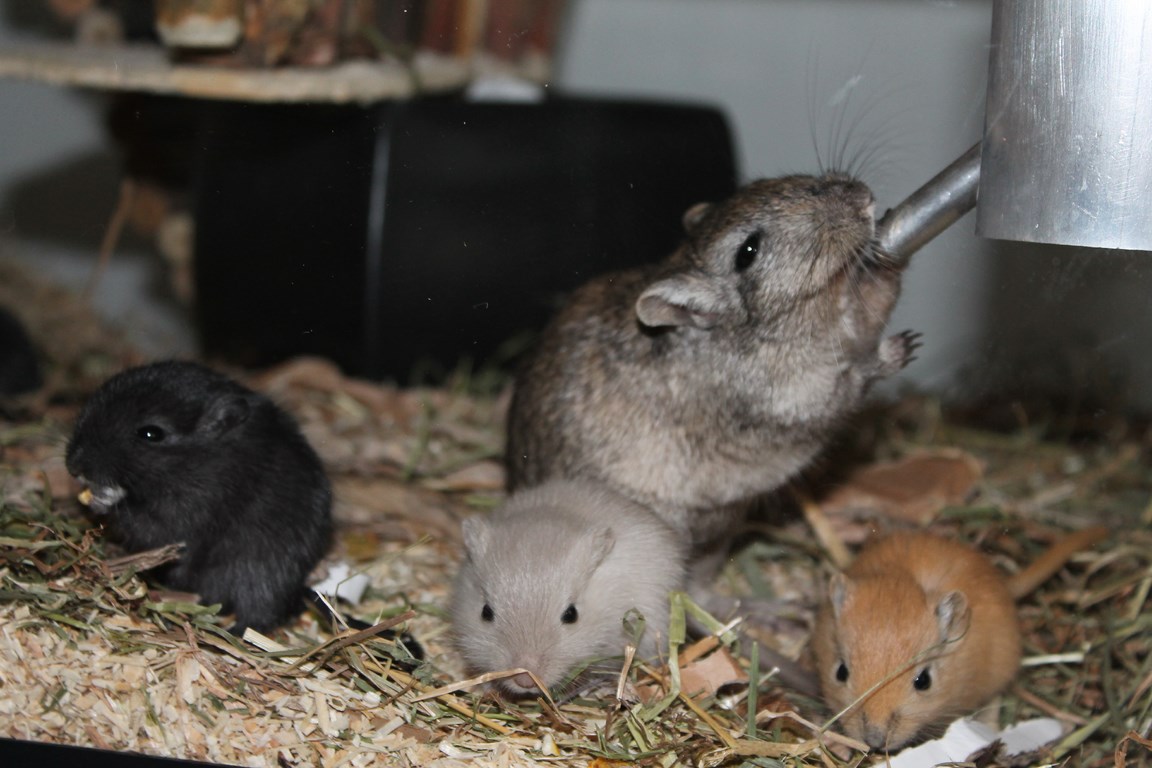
top-left (811, 527), bottom-right (1109, 752)
top-left (506, 173), bottom-right (918, 594)
top-left (451, 480), bottom-right (686, 696)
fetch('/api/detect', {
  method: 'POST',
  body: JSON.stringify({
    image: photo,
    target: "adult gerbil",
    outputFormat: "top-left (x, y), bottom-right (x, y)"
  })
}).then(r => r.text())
top-left (811, 526), bottom-right (1109, 752)
top-left (451, 480), bottom-right (686, 696)
top-left (65, 360), bottom-right (333, 633)
top-left (506, 173), bottom-right (918, 586)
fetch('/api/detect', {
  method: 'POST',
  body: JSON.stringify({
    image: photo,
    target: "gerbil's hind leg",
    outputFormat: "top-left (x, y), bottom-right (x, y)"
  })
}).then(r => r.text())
top-left (873, 329), bottom-right (922, 378)
top-left (201, 560), bottom-right (303, 634)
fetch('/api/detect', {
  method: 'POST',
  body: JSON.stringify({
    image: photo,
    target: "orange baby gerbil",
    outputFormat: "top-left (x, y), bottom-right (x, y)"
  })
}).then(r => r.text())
top-left (811, 526), bottom-right (1108, 752)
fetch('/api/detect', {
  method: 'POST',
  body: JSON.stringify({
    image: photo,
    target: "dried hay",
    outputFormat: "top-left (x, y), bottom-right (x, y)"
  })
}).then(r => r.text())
top-left (1, 264), bottom-right (1150, 767)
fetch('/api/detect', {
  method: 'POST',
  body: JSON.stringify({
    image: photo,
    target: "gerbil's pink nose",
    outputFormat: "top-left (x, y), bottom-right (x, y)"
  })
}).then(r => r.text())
top-left (510, 672), bottom-right (539, 691)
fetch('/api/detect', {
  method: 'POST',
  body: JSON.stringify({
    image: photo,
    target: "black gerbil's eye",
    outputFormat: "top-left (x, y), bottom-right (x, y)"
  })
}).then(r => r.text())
top-left (481, 603), bottom-right (494, 622)
top-left (735, 231), bottom-right (761, 272)
top-left (561, 604), bottom-right (578, 624)
top-left (136, 425), bottom-right (167, 442)
top-left (913, 667), bottom-right (932, 691)
top-left (835, 661), bottom-right (849, 683)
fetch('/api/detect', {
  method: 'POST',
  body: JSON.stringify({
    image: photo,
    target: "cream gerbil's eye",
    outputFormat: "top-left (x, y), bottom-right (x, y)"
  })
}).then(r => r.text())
top-left (561, 604), bottom-right (578, 624)
top-left (913, 668), bottom-right (932, 691)
top-left (835, 661), bottom-right (849, 683)
top-left (735, 231), bottom-right (761, 272)
top-left (481, 604), bottom-right (494, 622)
top-left (136, 425), bottom-right (167, 442)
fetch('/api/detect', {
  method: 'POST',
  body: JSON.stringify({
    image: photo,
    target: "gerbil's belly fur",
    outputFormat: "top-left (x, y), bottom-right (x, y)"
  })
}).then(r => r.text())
top-left (510, 343), bottom-right (851, 543)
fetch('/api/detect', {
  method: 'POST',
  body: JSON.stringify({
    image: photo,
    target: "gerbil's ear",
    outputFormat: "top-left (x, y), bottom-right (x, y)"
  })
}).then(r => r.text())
top-left (461, 516), bottom-right (491, 561)
top-left (682, 202), bottom-right (711, 232)
top-left (590, 526), bottom-right (615, 568)
top-left (200, 394), bottom-right (251, 437)
top-left (636, 273), bottom-right (737, 330)
top-left (574, 525), bottom-right (616, 582)
top-left (828, 573), bottom-right (852, 619)
top-left (461, 516), bottom-right (489, 559)
top-left (935, 590), bottom-right (971, 644)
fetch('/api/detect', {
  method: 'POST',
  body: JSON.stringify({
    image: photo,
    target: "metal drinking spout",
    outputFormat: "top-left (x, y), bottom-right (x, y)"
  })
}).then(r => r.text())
top-left (977, 0), bottom-right (1152, 251)
top-left (877, 142), bottom-right (981, 268)
top-left (880, 0), bottom-right (1152, 261)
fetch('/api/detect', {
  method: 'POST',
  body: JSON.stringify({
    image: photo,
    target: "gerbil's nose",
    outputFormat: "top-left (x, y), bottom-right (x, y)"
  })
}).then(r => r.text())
top-left (863, 723), bottom-right (888, 751)
top-left (857, 713), bottom-right (890, 751)
top-left (840, 180), bottom-right (875, 214)
top-left (509, 672), bottom-right (539, 691)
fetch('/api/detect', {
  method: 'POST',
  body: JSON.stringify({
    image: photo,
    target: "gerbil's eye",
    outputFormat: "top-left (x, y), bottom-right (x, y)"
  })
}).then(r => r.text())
top-left (913, 668), bottom-right (932, 691)
top-left (734, 231), bottom-right (761, 272)
top-left (835, 661), bottom-right (849, 683)
top-left (561, 604), bottom-right (578, 624)
top-left (481, 604), bottom-right (494, 622)
top-left (136, 425), bottom-right (167, 442)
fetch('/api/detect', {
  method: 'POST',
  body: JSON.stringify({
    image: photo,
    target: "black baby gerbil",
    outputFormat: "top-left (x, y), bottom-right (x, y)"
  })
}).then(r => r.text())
top-left (66, 360), bottom-right (333, 633)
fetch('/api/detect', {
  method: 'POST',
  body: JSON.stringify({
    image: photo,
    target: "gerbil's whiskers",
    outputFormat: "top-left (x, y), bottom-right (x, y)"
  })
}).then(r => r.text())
top-left (551, 659), bottom-right (630, 702)
top-left (842, 91), bottom-right (921, 189)
top-left (805, 48), bottom-right (918, 185)
top-left (827, 74), bottom-right (865, 174)
top-left (805, 43), bottom-right (827, 176)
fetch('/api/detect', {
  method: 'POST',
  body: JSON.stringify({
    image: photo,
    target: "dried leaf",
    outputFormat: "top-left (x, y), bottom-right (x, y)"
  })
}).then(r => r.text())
top-left (680, 645), bottom-right (748, 699)
top-left (818, 449), bottom-right (984, 533)
top-left (422, 460), bottom-right (506, 492)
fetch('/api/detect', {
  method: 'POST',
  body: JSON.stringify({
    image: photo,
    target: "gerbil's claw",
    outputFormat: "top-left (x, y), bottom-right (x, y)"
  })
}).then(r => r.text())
top-left (876, 329), bottom-right (922, 375)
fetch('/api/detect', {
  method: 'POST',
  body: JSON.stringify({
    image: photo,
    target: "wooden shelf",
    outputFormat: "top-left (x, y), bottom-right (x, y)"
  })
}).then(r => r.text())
top-left (0, 40), bottom-right (473, 103)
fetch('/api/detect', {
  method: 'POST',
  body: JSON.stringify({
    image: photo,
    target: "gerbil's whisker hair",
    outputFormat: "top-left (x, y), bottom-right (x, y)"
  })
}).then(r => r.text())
top-left (805, 50), bottom-right (921, 185)
top-left (834, 37), bottom-right (880, 173)
top-left (839, 87), bottom-right (896, 177)
top-left (806, 43), bottom-right (826, 175)
top-left (550, 660), bottom-right (630, 703)
top-left (831, 77), bottom-right (863, 173)
top-left (839, 83), bottom-right (920, 182)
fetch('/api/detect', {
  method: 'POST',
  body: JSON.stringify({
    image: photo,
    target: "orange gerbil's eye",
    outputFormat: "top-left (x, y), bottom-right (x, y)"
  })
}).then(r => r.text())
top-left (913, 668), bottom-right (932, 691)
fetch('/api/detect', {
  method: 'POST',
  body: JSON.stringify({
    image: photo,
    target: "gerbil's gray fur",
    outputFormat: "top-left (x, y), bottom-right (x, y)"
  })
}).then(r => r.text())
top-left (451, 480), bottom-right (685, 696)
top-left (507, 174), bottom-right (916, 580)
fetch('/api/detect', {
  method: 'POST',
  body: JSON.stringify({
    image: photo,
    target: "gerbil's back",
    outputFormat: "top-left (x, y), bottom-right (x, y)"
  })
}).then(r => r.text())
top-left (505, 268), bottom-right (660, 489)
top-left (848, 533), bottom-right (1005, 592)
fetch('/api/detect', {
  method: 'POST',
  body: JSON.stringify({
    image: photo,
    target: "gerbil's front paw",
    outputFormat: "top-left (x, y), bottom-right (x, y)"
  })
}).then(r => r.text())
top-left (876, 330), bottom-right (922, 376)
